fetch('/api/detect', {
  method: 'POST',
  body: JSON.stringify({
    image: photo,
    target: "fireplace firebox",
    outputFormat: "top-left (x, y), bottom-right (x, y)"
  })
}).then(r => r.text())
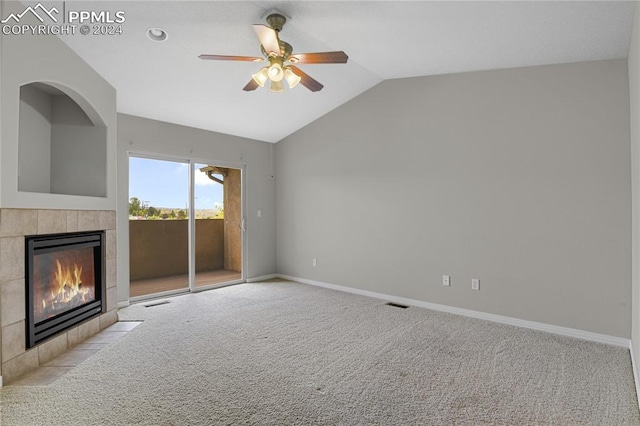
top-left (25, 231), bottom-right (106, 348)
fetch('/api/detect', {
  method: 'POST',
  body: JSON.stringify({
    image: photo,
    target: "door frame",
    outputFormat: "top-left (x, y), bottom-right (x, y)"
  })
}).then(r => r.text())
top-left (189, 160), bottom-right (247, 293)
top-left (127, 152), bottom-right (247, 301)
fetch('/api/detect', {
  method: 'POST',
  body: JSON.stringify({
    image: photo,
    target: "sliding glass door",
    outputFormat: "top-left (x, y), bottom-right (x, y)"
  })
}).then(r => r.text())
top-left (129, 155), bottom-right (244, 299)
top-left (128, 156), bottom-right (190, 298)
top-left (192, 163), bottom-right (243, 290)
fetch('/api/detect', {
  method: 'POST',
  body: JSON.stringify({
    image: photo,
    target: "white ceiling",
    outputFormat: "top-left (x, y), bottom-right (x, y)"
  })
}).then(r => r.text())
top-left (54, 1), bottom-right (635, 143)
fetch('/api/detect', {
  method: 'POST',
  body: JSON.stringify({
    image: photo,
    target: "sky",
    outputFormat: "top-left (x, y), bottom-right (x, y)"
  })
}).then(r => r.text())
top-left (129, 157), bottom-right (224, 209)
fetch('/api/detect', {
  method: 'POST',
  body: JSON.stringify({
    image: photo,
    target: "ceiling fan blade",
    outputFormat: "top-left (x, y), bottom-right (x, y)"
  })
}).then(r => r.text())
top-left (289, 51), bottom-right (348, 64)
top-left (288, 65), bottom-right (324, 92)
top-left (253, 24), bottom-right (281, 56)
top-left (243, 79), bottom-right (260, 92)
top-left (199, 54), bottom-right (264, 62)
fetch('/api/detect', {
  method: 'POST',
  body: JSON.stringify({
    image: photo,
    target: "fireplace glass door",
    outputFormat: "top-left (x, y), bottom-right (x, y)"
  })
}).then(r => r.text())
top-left (26, 231), bottom-right (105, 348)
top-left (34, 246), bottom-right (97, 323)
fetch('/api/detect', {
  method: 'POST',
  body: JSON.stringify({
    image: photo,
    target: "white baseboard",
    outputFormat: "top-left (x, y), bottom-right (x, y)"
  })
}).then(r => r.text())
top-left (278, 274), bottom-right (630, 348)
top-left (630, 341), bottom-right (640, 410)
top-left (117, 301), bottom-right (130, 309)
top-left (246, 274), bottom-right (279, 283)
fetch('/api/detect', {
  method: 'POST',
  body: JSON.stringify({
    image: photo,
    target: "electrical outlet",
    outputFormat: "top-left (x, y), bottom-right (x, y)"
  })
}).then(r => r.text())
top-left (257, 209), bottom-right (262, 218)
top-left (442, 275), bottom-right (450, 286)
top-left (312, 258), bottom-right (317, 267)
top-left (471, 279), bottom-right (480, 291)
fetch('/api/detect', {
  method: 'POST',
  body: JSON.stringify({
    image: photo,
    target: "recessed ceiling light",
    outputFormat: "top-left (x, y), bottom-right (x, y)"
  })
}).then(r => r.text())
top-left (147, 28), bottom-right (168, 42)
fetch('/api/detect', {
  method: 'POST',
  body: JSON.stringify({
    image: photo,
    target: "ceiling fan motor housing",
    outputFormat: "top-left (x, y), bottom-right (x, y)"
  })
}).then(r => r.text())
top-left (261, 41), bottom-right (293, 60)
top-left (266, 13), bottom-right (287, 32)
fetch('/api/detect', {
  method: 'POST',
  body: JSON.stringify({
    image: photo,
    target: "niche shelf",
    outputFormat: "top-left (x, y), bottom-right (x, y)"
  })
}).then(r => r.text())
top-left (18, 82), bottom-right (107, 198)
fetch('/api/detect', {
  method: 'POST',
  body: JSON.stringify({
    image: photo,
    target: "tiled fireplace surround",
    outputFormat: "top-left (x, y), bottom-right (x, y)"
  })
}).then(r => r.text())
top-left (0, 208), bottom-right (118, 384)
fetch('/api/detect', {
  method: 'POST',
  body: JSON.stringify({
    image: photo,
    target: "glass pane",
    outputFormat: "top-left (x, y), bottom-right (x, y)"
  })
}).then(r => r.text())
top-left (194, 164), bottom-right (242, 287)
top-left (129, 157), bottom-right (189, 297)
top-left (34, 246), bottom-right (96, 323)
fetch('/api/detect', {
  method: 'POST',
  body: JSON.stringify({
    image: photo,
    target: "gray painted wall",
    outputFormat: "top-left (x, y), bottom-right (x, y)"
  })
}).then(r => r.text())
top-left (117, 114), bottom-right (276, 303)
top-left (51, 96), bottom-right (107, 197)
top-left (50, 125), bottom-right (107, 197)
top-left (17, 87), bottom-right (108, 198)
top-left (629, 3), bottom-right (640, 374)
top-left (276, 59), bottom-right (631, 338)
top-left (18, 85), bottom-right (52, 193)
top-left (1, 0), bottom-right (117, 210)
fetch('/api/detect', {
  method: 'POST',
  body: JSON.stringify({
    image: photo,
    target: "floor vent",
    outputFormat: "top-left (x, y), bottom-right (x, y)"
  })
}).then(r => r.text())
top-left (143, 300), bottom-right (170, 308)
top-left (385, 302), bottom-right (409, 309)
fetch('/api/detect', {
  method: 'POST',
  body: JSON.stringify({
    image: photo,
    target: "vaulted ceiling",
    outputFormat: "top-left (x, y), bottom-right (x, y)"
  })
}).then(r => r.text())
top-left (57, 1), bottom-right (635, 143)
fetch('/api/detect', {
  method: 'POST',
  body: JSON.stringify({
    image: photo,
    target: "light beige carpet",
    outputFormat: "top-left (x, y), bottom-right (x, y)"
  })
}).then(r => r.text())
top-left (2, 280), bottom-right (639, 425)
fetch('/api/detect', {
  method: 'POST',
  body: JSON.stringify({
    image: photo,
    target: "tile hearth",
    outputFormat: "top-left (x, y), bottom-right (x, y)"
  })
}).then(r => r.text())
top-left (7, 321), bottom-right (141, 387)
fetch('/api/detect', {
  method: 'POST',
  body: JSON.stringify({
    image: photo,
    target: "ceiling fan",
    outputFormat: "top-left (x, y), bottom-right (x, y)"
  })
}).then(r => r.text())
top-left (199, 13), bottom-right (348, 93)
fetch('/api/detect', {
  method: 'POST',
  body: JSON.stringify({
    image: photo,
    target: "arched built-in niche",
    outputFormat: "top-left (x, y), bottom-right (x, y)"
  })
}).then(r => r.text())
top-left (18, 82), bottom-right (107, 197)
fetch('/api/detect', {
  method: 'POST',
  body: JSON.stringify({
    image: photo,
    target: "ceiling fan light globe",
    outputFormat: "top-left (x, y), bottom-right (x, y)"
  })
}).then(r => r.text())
top-left (268, 63), bottom-right (284, 82)
top-left (270, 80), bottom-right (284, 93)
top-left (284, 68), bottom-right (301, 89)
top-left (252, 67), bottom-right (269, 87)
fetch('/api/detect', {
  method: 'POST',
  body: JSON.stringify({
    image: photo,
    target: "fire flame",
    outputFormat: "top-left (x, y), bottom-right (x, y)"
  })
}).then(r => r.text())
top-left (42, 259), bottom-right (90, 310)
